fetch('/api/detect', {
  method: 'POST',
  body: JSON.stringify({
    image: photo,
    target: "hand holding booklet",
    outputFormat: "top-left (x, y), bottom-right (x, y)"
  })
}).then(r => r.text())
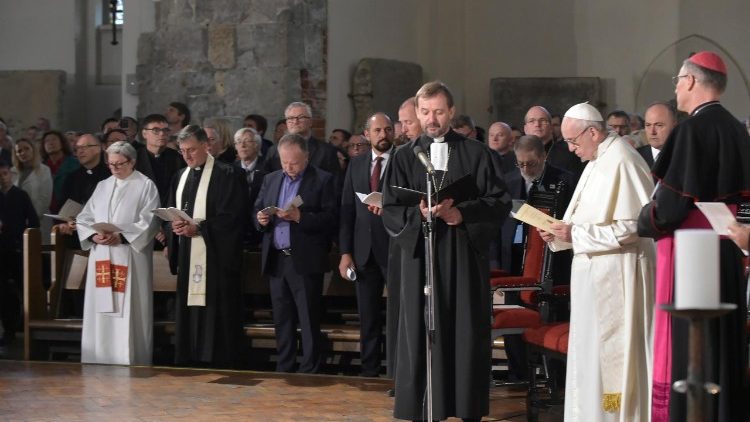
top-left (356, 192), bottom-right (383, 208)
top-left (390, 174), bottom-right (479, 207)
top-left (78, 222), bottom-right (124, 234)
top-left (511, 203), bottom-right (561, 232)
top-left (152, 207), bottom-right (199, 224)
top-left (261, 195), bottom-right (304, 215)
top-left (44, 199), bottom-right (83, 222)
top-left (694, 202), bottom-right (736, 236)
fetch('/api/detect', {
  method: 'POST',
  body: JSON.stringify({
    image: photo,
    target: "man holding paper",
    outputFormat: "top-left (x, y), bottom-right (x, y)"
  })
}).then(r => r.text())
top-left (538, 103), bottom-right (655, 421)
top-left (165, 125), bottom-right (249, 368)
top-left (76, 141), bottom-right (160, 365)
top-left (637, 51), bottom-right (750, 422)
top-left (254, 133), bottom-right (338, 373)
top-left (338, 112), bottom-right (394, 377)
top-left (382, 81), bottom-right (510, 421)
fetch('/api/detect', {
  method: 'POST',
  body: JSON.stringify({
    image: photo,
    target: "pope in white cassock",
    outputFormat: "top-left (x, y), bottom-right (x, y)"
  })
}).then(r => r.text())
top-left (77, 141), bottom-right (160, 365)
top-left (539, 103), bottom-right (655, 421)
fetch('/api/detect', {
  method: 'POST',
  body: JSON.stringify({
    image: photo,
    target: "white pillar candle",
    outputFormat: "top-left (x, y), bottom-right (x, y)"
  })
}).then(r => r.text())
top-left (674, 229), bottom-right (720, 309)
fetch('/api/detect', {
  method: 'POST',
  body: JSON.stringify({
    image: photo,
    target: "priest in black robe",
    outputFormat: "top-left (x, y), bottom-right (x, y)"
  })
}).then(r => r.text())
top-left (165, 125), bottom-right (249, 368)
top-left (382, 82), bottom-right (510, 422)
top-left (637, 51), bottom-right (750, 422)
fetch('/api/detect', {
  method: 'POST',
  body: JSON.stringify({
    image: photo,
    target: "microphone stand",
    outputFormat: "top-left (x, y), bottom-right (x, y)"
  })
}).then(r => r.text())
top-left (421, 171), bottom-right (436, 422)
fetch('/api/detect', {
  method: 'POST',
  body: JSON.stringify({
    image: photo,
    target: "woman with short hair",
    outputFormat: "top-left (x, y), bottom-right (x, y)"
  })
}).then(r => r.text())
top-left (77, 141), bottom-right (160, 365)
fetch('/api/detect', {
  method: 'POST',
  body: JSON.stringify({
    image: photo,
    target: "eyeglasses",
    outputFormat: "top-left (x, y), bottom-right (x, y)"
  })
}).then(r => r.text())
top-left (525, 118), bottom-right (550, 126)
top-left (564, 126), bottom-right (591, 146)
top-left (144, 127), bottom-right (171, 135)
top-left (234, 139), bottom-right (257, 146)
top-left (178, 147), bottom-right (200, 156)
top-left (76, 144), bottom-right (101, 150)
top-left (671, 74), bottom-right (690, 86)
top-left (516, 160), bottom-right (540, 169)
top-left (108, 160), bottom-right (131, 169)
top-left (285, 115), bottom-right (311, 123)
top-left (347, 143), bottom-right (370, 149)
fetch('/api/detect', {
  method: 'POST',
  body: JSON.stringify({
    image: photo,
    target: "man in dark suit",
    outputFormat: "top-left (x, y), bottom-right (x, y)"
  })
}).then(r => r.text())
top-left (262, 102), bottom-right (342, 191)
top-left (487, 121), bottom-right (517, 175)
top-left (243, 113), bottom-right (274, 158)
top-left (524, 105), bottom-right (586, 181)
top-left (637, 101), bottom-right (677, 171)
top-left (338, 112), bottom-right (394, 377)
top-left (233, 127), bottom-right (266, 249)
top-left (255, 133), bottom-right (338, 374)
top-left (136, 114), bottom-right (186, 206)
top-left (498, 135), bottom-right (575, 275)
top-left (494, 135), bottom-right (575, 382)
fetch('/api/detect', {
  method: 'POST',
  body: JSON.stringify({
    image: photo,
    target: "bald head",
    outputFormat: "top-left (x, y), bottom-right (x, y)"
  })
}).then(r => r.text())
top-left (644, 102), bottom-right (677, 150)
top-left (398, 96), bottom-right (422, 141)
top-left (487, 122), bottom-right (513, 154)
top-left (524, 106), bottom-right (553, 143)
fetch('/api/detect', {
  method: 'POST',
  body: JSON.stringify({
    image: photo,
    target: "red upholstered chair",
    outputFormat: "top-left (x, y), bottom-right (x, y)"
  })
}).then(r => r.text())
top-left (490, 207), bottom-right (555, 387)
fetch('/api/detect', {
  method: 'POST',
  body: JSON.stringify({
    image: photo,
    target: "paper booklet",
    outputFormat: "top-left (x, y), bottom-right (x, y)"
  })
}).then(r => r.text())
top-left (152, 207), bottom-right (200, 224)
top-left (77, 222), bottom-right (124, 234)
top-left (44, 199), bottom-right (83, 222)
top-left (261, 195), bottom-right (304, 215)
top-left (694, 202), bottom-right (736, 236)
top-left (356, 192), bottom-right (383, 208)
top-left (511, 203), bottom-right (561, 232)
top-left (390, 174), bottom-right (479, 207)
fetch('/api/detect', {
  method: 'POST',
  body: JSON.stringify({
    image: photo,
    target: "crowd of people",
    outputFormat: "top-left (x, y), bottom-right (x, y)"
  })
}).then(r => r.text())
top-left (0, 50), bottom-right (748, 422)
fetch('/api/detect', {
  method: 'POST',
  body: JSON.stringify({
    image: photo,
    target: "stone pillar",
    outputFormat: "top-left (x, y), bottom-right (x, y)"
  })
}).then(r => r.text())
top-left (350, 58), bottom-right (423, 133)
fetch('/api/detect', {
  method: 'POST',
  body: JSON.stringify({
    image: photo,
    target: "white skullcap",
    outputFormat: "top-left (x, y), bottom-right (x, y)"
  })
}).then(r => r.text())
top-left (564, 102), bottom-right (603, 122)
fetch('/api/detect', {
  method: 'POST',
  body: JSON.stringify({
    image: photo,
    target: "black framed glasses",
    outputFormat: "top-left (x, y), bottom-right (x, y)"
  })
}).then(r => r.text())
top-left (144, 127), bottom-right (171, 135)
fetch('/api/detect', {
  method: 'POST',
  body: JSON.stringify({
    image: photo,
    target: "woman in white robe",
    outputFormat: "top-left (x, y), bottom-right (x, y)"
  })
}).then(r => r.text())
top-left (77, 141), bottom-right (160, 365)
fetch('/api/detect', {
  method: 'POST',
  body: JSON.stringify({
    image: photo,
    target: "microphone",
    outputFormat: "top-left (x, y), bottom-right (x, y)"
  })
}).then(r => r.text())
top-left (413, 146), bottom-right (435, 174)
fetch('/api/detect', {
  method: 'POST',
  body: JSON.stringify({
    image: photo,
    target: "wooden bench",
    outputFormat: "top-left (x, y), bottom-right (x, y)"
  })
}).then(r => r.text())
top-left (23, 228), bottom-right (370, 368)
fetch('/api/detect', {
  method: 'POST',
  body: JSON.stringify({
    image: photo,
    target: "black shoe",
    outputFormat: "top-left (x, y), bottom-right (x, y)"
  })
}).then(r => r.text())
top-left (386, 388), bottom-right (395, 397)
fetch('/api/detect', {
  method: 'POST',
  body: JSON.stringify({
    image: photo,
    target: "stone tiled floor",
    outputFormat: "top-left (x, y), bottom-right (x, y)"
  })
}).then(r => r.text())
top-left (0, 360), bottom-right (562, 421)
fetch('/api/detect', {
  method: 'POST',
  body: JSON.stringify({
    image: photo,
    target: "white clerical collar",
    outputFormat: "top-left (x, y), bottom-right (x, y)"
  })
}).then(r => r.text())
top-left (430, 141), bottom-right (449, 171)
top-left (433, 136), bottom-right (445, 143)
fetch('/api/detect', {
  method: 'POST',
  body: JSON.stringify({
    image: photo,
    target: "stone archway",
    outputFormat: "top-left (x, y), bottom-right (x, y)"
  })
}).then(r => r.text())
top-left (634, 34), bottom-right (750, 117)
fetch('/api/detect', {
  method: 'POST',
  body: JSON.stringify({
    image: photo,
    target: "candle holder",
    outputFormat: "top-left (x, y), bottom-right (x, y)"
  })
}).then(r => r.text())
top-left (660, 303), bottom-right (737, 422)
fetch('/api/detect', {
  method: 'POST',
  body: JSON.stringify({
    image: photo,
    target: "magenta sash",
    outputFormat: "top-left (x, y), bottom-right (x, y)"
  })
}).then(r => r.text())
top-left (651, 206), bottom-right (735, 422)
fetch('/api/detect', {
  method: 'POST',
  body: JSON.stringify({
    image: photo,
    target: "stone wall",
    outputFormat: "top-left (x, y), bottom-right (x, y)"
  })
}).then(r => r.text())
top-left (0, 71), bottom-right (66, 137)
top-left (136, 0), bottom-right (327, 136)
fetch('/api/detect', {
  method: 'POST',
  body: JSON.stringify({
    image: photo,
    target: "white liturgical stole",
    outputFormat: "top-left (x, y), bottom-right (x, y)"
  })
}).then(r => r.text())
top-left (176, 155), bottom-right (215, 307)
top-left (430, 137), bottom-right (448, 171)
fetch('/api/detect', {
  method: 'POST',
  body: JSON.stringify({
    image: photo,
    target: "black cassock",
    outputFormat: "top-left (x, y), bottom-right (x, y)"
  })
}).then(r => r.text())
top-left (638, 101), bottom-right (750, 422)
top-left (166, 160), bottom-right (250, 368)
top-left (382, 131), bottom-right (510, 421)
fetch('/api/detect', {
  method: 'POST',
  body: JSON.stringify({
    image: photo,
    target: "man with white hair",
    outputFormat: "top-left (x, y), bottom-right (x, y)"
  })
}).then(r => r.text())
top-left (539, 102), bottom-right (655, 421)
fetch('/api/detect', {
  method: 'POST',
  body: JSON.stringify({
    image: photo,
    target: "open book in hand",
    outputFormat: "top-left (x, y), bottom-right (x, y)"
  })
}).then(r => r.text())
top-left (356, 192), bottom-right (383, 208)
top-left (78, 222), bottom-right (124, 234)
top-left (44, 199), bottom-right (83, 222)
top-left (511, 203), bottom-right (561, 232)
top-left (152, 208), bottom-right (200, 225)
top-left (261, 195), bottom-right (304, 215)
top-left (390, 174), bottom-right (479, 207)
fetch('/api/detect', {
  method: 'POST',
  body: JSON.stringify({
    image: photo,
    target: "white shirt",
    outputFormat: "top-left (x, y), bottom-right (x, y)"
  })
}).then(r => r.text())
top-left (371, 149), bottom-right (391, 179)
